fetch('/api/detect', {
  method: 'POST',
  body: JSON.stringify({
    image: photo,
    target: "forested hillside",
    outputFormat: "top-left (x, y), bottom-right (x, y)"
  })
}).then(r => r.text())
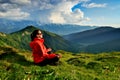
top-left (0, 26), bottom-right (73, 52)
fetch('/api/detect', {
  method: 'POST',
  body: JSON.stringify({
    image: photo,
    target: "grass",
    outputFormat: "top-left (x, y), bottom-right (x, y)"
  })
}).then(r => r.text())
top-left (0, 46), bottom-right (120, 80)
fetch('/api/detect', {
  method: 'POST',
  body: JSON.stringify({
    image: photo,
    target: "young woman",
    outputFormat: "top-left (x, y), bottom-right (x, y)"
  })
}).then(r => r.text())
top-left (30, 29), bottom-right (61, 66)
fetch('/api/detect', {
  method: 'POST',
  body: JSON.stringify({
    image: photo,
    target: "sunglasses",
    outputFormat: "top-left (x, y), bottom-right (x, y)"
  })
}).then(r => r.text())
top-left (37, 33), bottom-right (42, 35)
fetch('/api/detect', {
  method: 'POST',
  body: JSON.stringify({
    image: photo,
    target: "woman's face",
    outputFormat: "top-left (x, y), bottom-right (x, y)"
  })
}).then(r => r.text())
top-left (36, 30), bottom-right (43, 39)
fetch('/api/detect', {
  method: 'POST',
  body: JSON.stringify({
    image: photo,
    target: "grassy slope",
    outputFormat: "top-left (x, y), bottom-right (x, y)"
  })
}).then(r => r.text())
top-left (0, 46), bottom-right (120, 80)
top-left (0, 26), bottom-right (73, 52)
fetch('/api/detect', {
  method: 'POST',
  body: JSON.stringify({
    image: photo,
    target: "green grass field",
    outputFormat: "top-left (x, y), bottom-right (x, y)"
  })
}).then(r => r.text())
top-left (0, 46), bottom-right (120, 80)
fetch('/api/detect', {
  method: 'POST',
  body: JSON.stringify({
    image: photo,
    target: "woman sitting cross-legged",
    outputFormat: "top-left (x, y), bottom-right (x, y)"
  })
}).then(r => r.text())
top-left (30, 29), bottom-right (61, 66)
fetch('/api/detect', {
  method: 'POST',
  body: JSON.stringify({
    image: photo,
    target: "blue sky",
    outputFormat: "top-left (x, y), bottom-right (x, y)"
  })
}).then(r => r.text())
top-left (0, 0), bottom-right (120, 28)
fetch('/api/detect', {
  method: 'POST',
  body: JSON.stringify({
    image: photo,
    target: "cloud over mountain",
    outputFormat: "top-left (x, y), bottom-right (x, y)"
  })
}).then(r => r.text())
top-left (1, 0), bottom-right (119, 27)
top-left (0, 0), bottom-right (91, 23)
top-left (49, 1), bottom-right (89, 24)
top-left (82, 3), bottom-right (107, 8)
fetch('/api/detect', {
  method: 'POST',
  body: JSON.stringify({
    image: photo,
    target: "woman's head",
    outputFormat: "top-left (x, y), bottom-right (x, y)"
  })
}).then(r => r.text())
top-left (31, 30), bottom-right (43, 41)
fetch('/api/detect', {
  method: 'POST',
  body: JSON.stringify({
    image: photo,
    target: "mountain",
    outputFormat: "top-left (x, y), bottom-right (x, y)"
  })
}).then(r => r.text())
top-left (1, 25), bottom-right (120, 53)
top-left (64, 27), bottom-right (120, 45)
top-left (0, 19), bottom-right (38, 33)
top-left (0, 26), bottom-right (73, 52)
top-left (63, 27), bottom-right (120, 53)
top-left (0, 19), bottom-right (95, 35)
top-left (38, 24), bottom-right (96, 35)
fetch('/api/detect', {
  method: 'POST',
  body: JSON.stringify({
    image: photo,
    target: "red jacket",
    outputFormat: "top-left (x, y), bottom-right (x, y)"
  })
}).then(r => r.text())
top-left (30, 38), bottom-right (56, 63)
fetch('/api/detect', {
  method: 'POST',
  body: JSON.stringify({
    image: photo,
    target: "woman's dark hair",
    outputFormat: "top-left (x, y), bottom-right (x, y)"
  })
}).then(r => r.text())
top-left (31, 29), bottom-right (41, 41)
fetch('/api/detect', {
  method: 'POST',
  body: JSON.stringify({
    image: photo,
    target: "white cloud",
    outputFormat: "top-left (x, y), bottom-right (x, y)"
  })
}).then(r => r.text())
top-left (38, 2), bottom-right (53, 10)
top-left (0, 3), bottom-right (17, 11)
top-left (0, 1), bottom-right (30, 20)
top-left (82, 3), bottom-right (107, 8)
top-left (48, 1), bottom-right (89, 24)
top-left (49, 12), bottom-right (66, 23)
top-left (0, 0), bottom-right (90, 23)
top-left (31, 0), bottom-right (54, 10)
top-left (10, 0), bottom-right (31, 5)
top-left (0, 8), bottom-right (30, 20)
top-left (31, 0), bottom-right (90, 10)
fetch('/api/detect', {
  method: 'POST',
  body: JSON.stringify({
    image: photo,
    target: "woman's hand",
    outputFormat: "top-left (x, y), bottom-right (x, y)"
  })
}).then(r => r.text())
top-left (47, 48), bottom-right (52, 52)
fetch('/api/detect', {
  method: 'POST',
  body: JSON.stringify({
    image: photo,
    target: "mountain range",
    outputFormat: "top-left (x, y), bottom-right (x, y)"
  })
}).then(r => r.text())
top-left (0, 21), bottom-right (120, 53)
top-left (0, 19), bottom-right (95, 35)
top-left (38, 24), bottom-right (96, 35)
top-left (64, 27), bottom-right (120, 53)
top-left (0, 26), bottom-right (73, 52)
top-left (64, 27), bottom-right (120, 44)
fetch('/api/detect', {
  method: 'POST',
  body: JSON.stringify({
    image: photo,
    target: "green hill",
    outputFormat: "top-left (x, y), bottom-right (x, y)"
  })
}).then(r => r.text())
top-left (0, 46), bottom-right (120, 80)
top-left (0, 25), bottom-right (73, 52)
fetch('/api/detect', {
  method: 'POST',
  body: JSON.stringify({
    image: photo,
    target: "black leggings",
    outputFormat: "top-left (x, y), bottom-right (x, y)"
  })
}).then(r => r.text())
top-left (35, 56), bottom-right (59, 66)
